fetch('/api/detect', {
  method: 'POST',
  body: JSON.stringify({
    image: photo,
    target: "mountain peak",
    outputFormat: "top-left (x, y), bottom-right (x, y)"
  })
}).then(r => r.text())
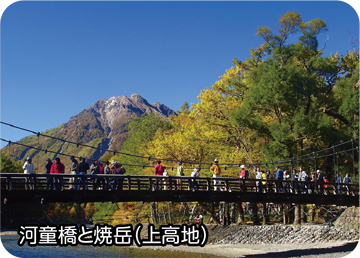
top-left (8, 94), bottom-right (176, 173)
top-left (129, 94), bottom-right (148, 104)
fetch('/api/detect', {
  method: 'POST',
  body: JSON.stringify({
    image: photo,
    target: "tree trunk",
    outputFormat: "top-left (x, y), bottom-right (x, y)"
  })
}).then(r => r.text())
top-left (282, 204), bottom-right (286, 225)
top-left (198, 202), bottom-right (220, 225)
top-left (237, 202), bottom-right (245, 225)
top-left (230, 203), bottom-right (236, 224)
top-left (262, 203), bottom-right (267, 225)
top-left (301, 205), bottom-right (306, 224)
top-left (150, 202), bottom-right (157, 224)
top-left (168, 202), bottom-right (172, 224)
top-left (310, 204), bottom-right (316, 222)
top-left (224, 202), bottom-right (230, 225)
top-left (251, 203), bottom-right (259, 225)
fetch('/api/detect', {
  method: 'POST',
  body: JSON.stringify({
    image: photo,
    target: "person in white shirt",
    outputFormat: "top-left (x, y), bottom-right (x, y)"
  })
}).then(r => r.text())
top-left (191, 168), bottom-right (200, 191)
top-left (253, 167), bottom-right (263, 192)
top-left (23, 157), bottom-right (35, 190)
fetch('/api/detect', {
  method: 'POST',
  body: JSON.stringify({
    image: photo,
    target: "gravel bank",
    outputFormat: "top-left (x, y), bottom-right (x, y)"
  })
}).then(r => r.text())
top-left (207, 224), bottom-right (359, 244)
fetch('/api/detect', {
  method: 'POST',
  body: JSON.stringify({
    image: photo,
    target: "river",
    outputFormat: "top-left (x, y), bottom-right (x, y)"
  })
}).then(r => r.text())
top-left (1, 234), bottom-right (222, 258)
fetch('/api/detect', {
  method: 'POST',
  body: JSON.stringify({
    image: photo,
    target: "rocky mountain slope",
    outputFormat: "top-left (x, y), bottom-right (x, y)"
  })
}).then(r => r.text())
top-left (3, 94), bottom-right (176, 173)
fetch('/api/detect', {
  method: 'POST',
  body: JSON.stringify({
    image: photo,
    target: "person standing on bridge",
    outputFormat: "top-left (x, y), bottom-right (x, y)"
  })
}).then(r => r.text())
top-left (154, 160), bottom-right (164, 190)
top-left (239, 165), bottom-right (246, 192)
top-left (211, 159), bottom-right (222, 191)
top-left (323, 175), bottom-right (330, 195)
top-left (261, 170), bottom-right (267, 193)
top-left (253, 167), bottom-right (263, 192)
top-left (335, 173), bottom-right (342, 195)
top-left (45, 158), bottom-right (53, 190)
top-left (283, 170), bottom-right (291, 193)
top-left (23, 157), bottom-right (35, 190)
top-left (90, 159), bottom-right (100, 190)
top-left (316, 170), bottom-right (324, 195)
top-left (50, 157), bottom-right (65, 191)
top-left (176, 161), bottom-right (184, 190)
top-left (77, 158), bottom-right (90, 190)
top-left (343, 173), bottom-right (354, 195)
top-left (266, 170), bottom-right (274, 192)
top-left (68, 156), bottom-right (79, 190)
top-left (104, 160), bottom-right (112, 190)
top-left (299, 167), bottom-right (308, 194)
top-left (114, 162), bottom-right (126, 190)
top-left (191, 167), bottom-right (200, 191)
top-left (292, 168), bottom-right (299, 194)
top-left (275, 166), bottom-right (284, 193)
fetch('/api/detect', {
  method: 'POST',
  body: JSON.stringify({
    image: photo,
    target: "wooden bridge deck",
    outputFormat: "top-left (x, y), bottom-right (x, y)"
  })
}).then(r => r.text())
top-left (1, 173), bottom-right (359, 206)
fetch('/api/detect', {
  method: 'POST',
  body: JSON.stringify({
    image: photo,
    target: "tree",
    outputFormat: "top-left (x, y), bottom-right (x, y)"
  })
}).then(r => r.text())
top-left (0, 152), bottom-right (23, 173)
top-left (113, 113), bottom-right (173, 175)
top-left (230, 11), bottom-right (359, 162)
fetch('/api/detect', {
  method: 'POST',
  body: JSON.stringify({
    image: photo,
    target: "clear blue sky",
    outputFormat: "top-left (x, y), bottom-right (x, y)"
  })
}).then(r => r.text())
top-left (0, 1), bottom-right (359, 148)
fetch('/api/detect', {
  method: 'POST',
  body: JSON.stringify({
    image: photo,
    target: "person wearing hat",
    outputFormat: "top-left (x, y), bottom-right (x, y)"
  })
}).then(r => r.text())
top-left (68, 156), bottom-right (79, 190)
top-left (190, 167), bottom-right (200, 191)
top-left (316, 169), bottom-right (324, 194)
top-left (176, 161), bottom-right (184, 190)
top-left (45, 158), bottom-right (53, 190)
top-left (23, 157), bottom-right (35, 190)
top-left (210, 159), bottom-right (222, 191)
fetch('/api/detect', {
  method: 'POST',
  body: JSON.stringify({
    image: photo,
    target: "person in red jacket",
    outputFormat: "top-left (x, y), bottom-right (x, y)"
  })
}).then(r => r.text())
top-left (50, 157), bottom-right (65, 190)
top-left (154, 161), bottom-right (164, 190)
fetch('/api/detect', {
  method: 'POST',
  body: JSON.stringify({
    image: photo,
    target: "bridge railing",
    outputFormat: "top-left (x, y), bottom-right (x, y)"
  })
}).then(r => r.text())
top-left (0, 173), bottom-right (358, 196)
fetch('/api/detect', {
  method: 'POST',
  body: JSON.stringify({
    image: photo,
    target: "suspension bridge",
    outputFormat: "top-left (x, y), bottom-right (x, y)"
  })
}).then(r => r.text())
top-left (1, 173), bottom-right (358, 206)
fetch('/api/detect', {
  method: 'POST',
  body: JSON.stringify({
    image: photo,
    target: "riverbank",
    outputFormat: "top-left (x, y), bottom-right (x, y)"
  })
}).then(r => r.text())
top-left (130, 224), bottom-right (359, 258)
top-left (131, 240), bottom-right (358, 258)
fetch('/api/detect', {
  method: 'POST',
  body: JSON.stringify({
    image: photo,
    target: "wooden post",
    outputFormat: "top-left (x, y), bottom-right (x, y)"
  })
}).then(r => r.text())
top-left (294, 204), bottom-right (301, 224)
top-left (282, 204), bottom-right (287, 225)
top-left (301, 204), bottom-right (306, 224)
top-left (237, 202), bottom-right (245, 224)
top-left (168, 202), bottom-right (172, 224)
top-left (219, 202), bottom-right (224, 225)
top-left (224, 202), bottom-right (230, 225)
top-left (262, 203), bottom-right (267, 225)
top-left (150, 202), bottom-right (157, 224)
top-left (310, 204), bottom-right (316, 222)
top-left (251, 203), bottom-right (259, 225)
top-left (230, 203), bottom-right (235, 224)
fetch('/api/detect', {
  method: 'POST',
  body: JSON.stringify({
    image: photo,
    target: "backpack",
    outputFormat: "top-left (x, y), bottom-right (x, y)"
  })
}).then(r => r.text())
top-left (114, 167), bottom-right (121, 174)
top-left (119, 167), bottom-right (126, 174)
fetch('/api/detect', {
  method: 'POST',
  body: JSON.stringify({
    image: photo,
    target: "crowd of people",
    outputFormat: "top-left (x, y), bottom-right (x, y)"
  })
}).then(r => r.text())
top-left (23, 156), bottom-right (126, 191)
top-left (20, 156), bottom-right (355, 195)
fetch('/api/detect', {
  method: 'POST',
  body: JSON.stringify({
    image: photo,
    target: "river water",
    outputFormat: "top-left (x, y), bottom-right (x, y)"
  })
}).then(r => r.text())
top-left (1, 235), bottom-right (221, 258)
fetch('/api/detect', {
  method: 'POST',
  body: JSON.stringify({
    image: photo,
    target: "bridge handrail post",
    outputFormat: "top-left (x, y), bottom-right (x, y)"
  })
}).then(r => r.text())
top-left (206, 178), bottom-right (211, 191)
top-left (149, 177), bottom-right (153, 191)
top-left (225, 178), bottom-right (230, 192)
top-left (127, 175), bottom-right (131, 191)
top-left (169, 176), bottom-right (173, 191)
top-left (33, 174), bottom-right (37, 191)
top-left (6, 175), bottom-right (13, 191)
